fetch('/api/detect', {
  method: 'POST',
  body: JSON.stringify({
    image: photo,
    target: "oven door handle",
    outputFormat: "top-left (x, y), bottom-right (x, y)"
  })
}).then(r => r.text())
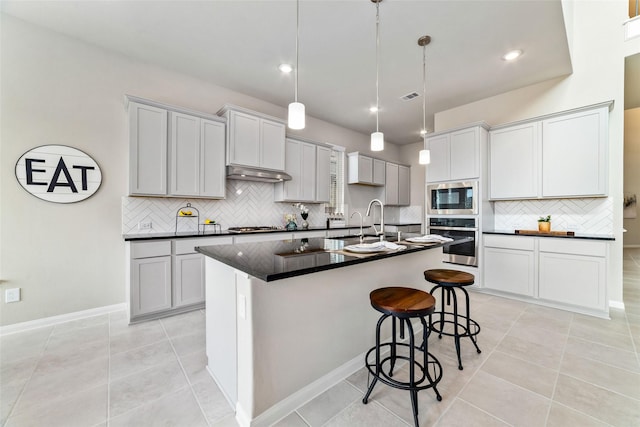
top-left (428, 226), bottom-right (478, 232)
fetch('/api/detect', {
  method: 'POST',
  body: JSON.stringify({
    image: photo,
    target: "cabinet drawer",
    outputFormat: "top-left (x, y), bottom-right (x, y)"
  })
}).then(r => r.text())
top-left (174, 237), bottom-right (233, 255)
top-left (131, 241), bottom-right (171, 259)
top-left (539, 239), bottom-right (606, 257)
top-left (483, 235), bottom-right (534, 251)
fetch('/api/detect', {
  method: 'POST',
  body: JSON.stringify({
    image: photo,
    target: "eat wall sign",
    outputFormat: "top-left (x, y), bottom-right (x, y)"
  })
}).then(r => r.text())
top-left (15, 145), bottom-right (102, 203)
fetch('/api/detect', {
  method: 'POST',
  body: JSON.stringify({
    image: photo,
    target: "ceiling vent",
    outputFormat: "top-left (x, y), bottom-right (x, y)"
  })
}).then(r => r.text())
top-left (401, 91), bottom-right (420, 101)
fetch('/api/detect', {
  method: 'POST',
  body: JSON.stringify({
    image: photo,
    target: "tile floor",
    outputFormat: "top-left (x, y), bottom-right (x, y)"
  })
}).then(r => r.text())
top-left (2, 249), bottom-right (640, 427)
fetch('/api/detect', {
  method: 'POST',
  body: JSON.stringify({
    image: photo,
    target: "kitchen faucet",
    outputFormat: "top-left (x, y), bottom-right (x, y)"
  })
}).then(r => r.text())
top-left (366, 199), bottom-right (385, 242)
top-left (350, 211), bottom-right (364, 243)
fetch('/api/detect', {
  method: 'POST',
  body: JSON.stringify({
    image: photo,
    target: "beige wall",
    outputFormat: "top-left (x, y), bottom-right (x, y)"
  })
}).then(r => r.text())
top-left (0, 14), bottom-right (403, 327)
top-left (434, 0), bottom-right (629, 304)
top-left (624, 108), bottom-right (640, 245)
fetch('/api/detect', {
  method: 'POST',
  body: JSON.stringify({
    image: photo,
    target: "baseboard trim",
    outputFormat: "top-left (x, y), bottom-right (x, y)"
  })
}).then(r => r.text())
top-left (0, 303), bottom-right (127, 336)
top-left (236, 353), bottom-right (366, 427)
top-left (609, 300), bottom-right (625, 310)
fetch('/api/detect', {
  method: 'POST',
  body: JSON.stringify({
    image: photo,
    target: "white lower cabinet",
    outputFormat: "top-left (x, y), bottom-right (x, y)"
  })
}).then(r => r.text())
top-left (483, 236), bottom-right (535, 297)
top-left (173, 253), bottom-right (205, 308)
top-left (538, 239), bottom-right (607, 311)
top-left (482, 235), bottom-right (608, 315)
top-left (129, 236), bottom-right (232, 322)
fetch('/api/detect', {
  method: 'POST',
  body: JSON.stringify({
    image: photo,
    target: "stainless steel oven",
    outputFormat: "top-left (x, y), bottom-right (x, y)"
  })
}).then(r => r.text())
top-left (427, 181), bottom-right (478, 215)
top-left (428, 217), bottom-right (478, 267)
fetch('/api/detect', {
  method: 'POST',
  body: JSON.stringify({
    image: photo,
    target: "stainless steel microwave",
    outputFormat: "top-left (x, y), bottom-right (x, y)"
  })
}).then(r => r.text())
top-left (427, 181), bottom-right (478, 215)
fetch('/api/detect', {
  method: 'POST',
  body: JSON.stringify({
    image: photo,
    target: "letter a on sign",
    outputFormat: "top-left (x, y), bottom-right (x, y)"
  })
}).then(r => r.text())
top-left (15, 145), bottom-right (102, 203)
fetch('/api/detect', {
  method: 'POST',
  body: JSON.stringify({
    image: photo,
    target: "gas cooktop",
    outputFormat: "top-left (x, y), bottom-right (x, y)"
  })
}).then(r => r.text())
top-left (227, 226), bottom-right (282, 233)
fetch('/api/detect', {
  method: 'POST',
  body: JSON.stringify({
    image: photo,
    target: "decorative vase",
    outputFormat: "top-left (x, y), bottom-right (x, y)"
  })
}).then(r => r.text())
top-left (538, 221), bottom-right (551, 233)
top-left (286, 220), bottom-right (298, 231)
top-left (301, 213), bottom-right (309, 229)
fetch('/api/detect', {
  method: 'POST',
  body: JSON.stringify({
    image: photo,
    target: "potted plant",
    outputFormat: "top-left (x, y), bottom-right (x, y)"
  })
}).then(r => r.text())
top-left (538, 215), bottom-right (551, 233)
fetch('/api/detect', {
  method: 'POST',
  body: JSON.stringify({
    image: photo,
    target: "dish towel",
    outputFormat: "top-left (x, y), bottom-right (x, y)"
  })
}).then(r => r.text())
top-left (381, 241), bottom-right (406, 250)
top-left (409, 234), bottom-right (454, 243)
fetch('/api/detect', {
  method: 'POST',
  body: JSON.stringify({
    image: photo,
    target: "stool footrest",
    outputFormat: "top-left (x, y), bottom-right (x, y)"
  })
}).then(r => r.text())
top-left (430, 312), bottom-right (481, 339)
top-left (364, 343), bottom-right (443, 392)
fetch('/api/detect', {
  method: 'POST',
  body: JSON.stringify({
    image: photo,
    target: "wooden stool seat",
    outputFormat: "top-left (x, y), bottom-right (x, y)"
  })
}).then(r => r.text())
top-left (424, 269), bottom-right (474, 287)
top-left (370, 287), bottom-right (436, 318)
top-left (364, 286), bottom-right (442, 427)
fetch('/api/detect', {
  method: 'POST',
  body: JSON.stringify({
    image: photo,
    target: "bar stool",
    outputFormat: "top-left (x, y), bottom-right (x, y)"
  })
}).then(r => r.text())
top-left (424, 269), bottom-right (481, 370)
top-left (363, 287), bottom-right (442, 427)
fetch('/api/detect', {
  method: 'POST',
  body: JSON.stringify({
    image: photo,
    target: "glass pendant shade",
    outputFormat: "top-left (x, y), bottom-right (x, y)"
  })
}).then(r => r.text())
top-left (288, 102), bottom-right (305, 130)
top-left (371, 132), bottom-right (384, 151)
top-left (419, 149), bottom-right (431, 165)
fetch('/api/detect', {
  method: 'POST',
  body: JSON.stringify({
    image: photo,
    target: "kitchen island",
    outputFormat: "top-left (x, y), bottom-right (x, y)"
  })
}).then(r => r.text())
top-left (196, 236), bottom-right (461, 427)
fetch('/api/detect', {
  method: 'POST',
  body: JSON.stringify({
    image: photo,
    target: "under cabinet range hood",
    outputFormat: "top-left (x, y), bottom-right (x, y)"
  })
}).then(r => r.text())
top-left (226, 165), bottom-right (292, 183)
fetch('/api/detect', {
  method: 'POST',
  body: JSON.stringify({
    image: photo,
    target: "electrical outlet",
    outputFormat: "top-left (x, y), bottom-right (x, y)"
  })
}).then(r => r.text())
top-left (5, 288), bottom-right (20, 303)
top-left (138, 221), bottom-right (152, 231)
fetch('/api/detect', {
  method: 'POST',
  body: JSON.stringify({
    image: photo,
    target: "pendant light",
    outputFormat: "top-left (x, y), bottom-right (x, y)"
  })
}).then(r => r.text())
top-left (288, 0), bottom-right (305, 130)
top-left (370, 0), bottom-right (384, 151)
top-left (418, 35), bottom-right (431, 165)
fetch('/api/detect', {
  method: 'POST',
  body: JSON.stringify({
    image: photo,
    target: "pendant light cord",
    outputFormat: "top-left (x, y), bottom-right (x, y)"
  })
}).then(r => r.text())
top-left (295, 0), bottom-right (300, 103)
top-left (375, 0), bottom-right (380, 133)
top-left (422, 44), bottom-right (426, 133)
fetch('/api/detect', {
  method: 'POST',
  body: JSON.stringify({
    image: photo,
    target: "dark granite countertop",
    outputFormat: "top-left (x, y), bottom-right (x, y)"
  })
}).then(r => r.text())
top-left (123, 226), bottom-right (362, 242)
top-left (483, 230), bottom-right (615, 241)
top-left (195, 236), bottom-right (466, 282)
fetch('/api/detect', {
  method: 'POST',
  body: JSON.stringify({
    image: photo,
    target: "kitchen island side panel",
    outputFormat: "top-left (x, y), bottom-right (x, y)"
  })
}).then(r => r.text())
top-left (229, 248), bottom-right (444, 421)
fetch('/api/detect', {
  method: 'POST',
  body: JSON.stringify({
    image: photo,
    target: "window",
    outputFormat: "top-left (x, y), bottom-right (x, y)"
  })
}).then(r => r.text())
top-left (328, 149), bottom-right (345, 214)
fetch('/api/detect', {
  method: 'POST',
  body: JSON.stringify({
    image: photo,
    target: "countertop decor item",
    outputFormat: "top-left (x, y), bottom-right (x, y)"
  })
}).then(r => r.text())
top-left (285, 213), bottom-right (298, 230)
top-left (538, 215), bottom-right (551, 233)
top-left (175, 202), bottom-right (200, 234)
top-left (293, 203), bottom-right (309, 229)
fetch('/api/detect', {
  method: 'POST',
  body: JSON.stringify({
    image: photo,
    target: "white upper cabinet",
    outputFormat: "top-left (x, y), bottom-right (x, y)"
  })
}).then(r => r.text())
top-left (384, 163), bottom-right (410, 206)
top-left (489, 122), bottom-right (540, 200)
top-left (347, 152), bottom-right (386, 186)
top-left (541, 106), bottom-right (608, 198)
top-left (315, 146), bottom-right (331, 203)
top-left (426, 125), bottom-right (486, 183)
top-left (489, 102), bottom-right (610, 200)
top-left (274, 138), bottom-right (330, 203)
top-left (385, 163), bottom-right (399, 206)
top-left (127, 96), bottom-right (225, 199)
top-left (129, 101), bottom-right (168, 196)
top-left (220, 106), bottom-right (286, 172)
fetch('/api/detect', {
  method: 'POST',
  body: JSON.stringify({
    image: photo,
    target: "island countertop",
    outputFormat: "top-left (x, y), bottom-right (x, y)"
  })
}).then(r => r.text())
top-left (195, 236), bottom-right (460, 282)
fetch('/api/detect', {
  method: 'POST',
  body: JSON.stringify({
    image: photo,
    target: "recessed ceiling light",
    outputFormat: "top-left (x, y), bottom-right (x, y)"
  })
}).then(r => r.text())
top-left (279, 63), bottom-right (293, 73)
top-left (502, 49), bottom-right (523, 61)
top-left (369, 106), bottom-right (379, 113)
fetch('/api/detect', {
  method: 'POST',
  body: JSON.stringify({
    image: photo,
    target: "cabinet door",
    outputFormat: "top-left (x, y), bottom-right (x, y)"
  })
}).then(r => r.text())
top-left (131, 256), bottom-right (172, 316)
top-left (450, 128), bottom-right (479, 180)
top-left (489, 122), bottom-right (539, 199)
top-left (483, 247), bottom-right (535, 296)
top-left (385, 162), bottom-right (399, 205)
top-left (174, 253), bottom-right (205, 308)
top-left (373, 159), bottom-right (386, 186)
top-left (300, 142), bottom-right (317, 201)
top-left (426, 134), bottom-right (450, 182)
top-left (170, 112), bottom-right (200, 196)
top-left (200, 119), bottom-right (226, 198)
top-left (129, 102), bottom-right (168, 195)
top-left (279, 139), bottom-right (302, 201)
top-left (539, 252), bottom-right (606, 311)
top-left (542, 107), bottom-right (608, 197)
top-left (315, 146), bottom-right (331, 202)
top-left (260, 120), bottom-right (286, 171)
top-left (398, 165), bottom-right (410, 206)
top-left (228, 111), bottom-right (260, 167)
top-left (357, 155), bottom-right (373, 183)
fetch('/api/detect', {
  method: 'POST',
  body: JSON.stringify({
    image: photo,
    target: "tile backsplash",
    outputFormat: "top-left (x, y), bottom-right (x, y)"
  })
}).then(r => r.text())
top-left (494, 197), bottom-right (613, 235)
top-left (122, 180), bottom-right (327, 234)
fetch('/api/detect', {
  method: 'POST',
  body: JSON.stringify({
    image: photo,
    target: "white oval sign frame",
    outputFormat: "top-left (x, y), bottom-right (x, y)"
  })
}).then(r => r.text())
top-left (15, 145), bottom-right (102, 204)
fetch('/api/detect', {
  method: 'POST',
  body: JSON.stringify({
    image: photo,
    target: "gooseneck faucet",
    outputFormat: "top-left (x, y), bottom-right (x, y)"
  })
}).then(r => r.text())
top-left (366, 198), bottom-right (385, 242)
top-left (350, 211), bottom-right (364, 243)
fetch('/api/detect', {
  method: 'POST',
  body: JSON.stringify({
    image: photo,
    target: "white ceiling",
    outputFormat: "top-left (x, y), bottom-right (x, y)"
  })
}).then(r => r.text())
top-left (1, 0), bottom-right (573, 145)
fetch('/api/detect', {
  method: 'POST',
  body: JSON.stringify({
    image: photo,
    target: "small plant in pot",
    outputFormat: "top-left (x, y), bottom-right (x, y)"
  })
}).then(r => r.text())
top-left (538, 215), bottom-right (551, 233)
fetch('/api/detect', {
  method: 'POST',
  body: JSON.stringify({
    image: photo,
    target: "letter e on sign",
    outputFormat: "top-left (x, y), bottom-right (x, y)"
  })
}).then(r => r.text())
top-left (15, 145), bottom-right (102, 203)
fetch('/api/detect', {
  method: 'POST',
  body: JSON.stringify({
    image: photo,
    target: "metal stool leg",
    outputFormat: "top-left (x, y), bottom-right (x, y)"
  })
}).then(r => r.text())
top-left (363, 313), bottom-right (388, 404)
top-left (461, 286), bottom-right (482, 354)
